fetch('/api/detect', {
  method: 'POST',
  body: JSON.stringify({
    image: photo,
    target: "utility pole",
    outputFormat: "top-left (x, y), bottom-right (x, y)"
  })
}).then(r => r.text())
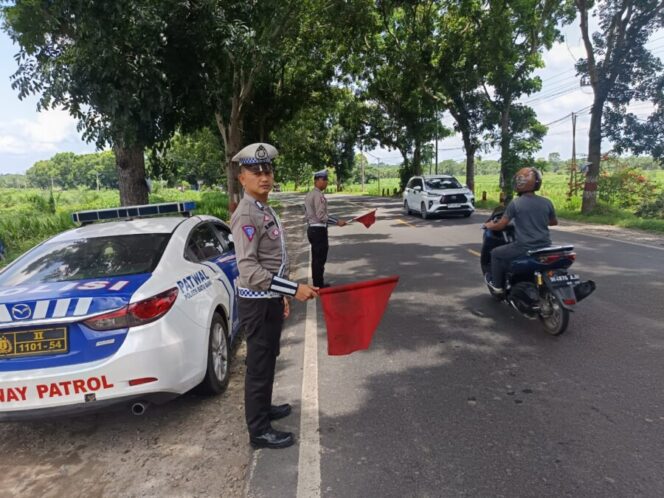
top-left (360, 149), bottom-right (365, 193)
top-left (435, 109), bottom-right (439, 175)
top-left (567, 112), bottom-right (577, 200)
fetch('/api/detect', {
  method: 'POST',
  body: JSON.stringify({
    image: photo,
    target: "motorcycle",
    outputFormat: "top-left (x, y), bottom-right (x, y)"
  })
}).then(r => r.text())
top-left (480, 207), bottom-right (596, 335)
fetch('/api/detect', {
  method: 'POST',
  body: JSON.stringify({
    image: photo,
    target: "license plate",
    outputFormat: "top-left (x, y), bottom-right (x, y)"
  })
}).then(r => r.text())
top-left (550, 273), bottom-right (579, 284)
top-left (448, 203), bottom-right (462, 208)
top-left (0, 327), bottom-right (68, 359)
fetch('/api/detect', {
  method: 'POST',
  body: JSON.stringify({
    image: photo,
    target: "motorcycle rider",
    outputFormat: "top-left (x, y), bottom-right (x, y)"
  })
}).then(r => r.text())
top-left (483, 167), bottom-right (558, 294)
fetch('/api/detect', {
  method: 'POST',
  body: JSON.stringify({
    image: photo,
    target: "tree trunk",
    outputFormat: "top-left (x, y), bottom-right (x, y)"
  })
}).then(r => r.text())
top-left (499, 100), bottom-right (513, 199)
top-left (461, 131), bottom-right (476, 192)
top-left (114, 144), bottom-right (148, 206)
top-left (581, 97), bottom-right (605, 214)
top-left (413, 140), bottom-right (422, 176)
top-left (215, 108), bottom-right (243, 214)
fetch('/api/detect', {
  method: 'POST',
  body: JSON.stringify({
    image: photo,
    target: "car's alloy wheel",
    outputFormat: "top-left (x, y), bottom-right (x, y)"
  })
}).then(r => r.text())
top-left (421, 203), bottom-right (428, 220)
top-left (200, 312), bottom-right (230, 394)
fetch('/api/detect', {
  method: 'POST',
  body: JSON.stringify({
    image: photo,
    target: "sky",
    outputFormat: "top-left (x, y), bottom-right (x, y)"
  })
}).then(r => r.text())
top-left (0, 19), bottom-right (663, 175)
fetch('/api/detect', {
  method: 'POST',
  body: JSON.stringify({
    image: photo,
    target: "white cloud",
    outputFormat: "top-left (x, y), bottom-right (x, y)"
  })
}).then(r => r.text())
top-left (0, 108), bottom-right (82, 155)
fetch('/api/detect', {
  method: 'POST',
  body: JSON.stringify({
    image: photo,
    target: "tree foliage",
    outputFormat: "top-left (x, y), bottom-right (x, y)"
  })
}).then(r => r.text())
top-left (574, 0), bottom-right (664, 213)
top-left (2, 0), bottom-right (212, 204)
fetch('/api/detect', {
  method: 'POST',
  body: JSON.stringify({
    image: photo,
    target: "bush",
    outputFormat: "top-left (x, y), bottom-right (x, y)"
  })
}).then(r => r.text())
top-left (598, 167), bottom-right (659, 211)
top-left (636, 192), bottom-right (664, 219)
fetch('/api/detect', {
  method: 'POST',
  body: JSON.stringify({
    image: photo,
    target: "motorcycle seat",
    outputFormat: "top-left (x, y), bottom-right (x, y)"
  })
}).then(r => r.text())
top-left (527, 245), bottom-right (574, 256)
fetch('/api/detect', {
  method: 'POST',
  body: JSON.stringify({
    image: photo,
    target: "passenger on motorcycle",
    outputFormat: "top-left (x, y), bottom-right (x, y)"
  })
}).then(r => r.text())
top-left (483, 167), bottom-right (558, 294)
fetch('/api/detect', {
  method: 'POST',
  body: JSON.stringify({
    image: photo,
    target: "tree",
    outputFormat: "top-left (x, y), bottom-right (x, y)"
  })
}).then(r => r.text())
top-left (2, 1), bottom-right (211, 205)
top-left (480, 0), bottom-right (574, 197)
top-left (358, 0), bottom-right (445, 189)
top-left (430, 0), bottom-right (494, 193)
top-left (199, 0), bottom-right (370, 209)
top-left (148, 128), bottom-right (226, 187)
top-left (575, 0), bottom-right (664, 213)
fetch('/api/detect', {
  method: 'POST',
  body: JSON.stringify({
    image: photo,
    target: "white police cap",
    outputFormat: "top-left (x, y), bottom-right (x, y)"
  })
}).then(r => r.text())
top-left (232, 143), bottom-right (278, 164)
top-left (313, 169), bottom-right (329, 180)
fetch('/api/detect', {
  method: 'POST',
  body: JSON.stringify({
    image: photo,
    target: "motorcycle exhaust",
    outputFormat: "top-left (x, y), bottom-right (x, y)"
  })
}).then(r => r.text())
top-left (130, 401), bottom-right (149, 416)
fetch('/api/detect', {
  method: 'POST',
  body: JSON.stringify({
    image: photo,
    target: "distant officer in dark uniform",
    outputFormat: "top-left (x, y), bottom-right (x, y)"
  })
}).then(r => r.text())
top-left (231, 143), bottom-right (319, 450)
top-left (304, 169), bottom-right (347, 287)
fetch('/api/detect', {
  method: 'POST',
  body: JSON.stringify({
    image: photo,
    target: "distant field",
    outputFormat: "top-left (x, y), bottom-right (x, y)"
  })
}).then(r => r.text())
top-left (0, 188), bottom-right (229, 266)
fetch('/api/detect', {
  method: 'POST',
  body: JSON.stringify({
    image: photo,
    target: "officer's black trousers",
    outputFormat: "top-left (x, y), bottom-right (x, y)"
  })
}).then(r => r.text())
top-left (307, 226), bottom-right (329, 287)
top-left (239, 297), bottom-right (284, 437)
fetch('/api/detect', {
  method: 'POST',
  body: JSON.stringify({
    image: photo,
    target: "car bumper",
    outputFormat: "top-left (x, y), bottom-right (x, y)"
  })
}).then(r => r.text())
top-left (0, 312), bottom-right (205, 418)
top-left (426, 202), bottom-right (475, 214)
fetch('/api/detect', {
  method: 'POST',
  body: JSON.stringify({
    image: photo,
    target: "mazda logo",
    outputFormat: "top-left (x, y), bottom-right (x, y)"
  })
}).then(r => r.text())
top-left (11, 303), bottom-right (32, 320)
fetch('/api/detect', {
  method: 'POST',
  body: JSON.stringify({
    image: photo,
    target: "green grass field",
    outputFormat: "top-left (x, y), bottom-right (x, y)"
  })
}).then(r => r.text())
top-left (2, 171), bottom-right (663, 267)
top-left (320, 172), bottom-right (664, 233)
top-left (0, 188), bottom-right (229, 266)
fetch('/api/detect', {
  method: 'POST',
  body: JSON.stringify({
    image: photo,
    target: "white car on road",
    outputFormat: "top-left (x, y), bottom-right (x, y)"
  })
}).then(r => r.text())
top-left (0, 202), bottom-right (239, 420)
top-left (403, 175), bottom-right (475, 219)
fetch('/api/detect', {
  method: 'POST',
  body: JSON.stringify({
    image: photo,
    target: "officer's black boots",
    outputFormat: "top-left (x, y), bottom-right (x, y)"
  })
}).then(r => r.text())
top-left (250, 427), bottom-right (295, 449)
top-left (268, 403), bottom-right (291, 421)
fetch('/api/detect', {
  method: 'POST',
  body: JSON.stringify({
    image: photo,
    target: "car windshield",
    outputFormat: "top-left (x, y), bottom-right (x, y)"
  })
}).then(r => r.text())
top-left (425, 178), bottom-right (462, 190)
top-left (0, 234), bottom-right (171, 287)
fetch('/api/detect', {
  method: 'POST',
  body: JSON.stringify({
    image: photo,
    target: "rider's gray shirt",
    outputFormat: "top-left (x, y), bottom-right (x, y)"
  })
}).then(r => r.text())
top-left (505, 194), bottom-right (556, 250)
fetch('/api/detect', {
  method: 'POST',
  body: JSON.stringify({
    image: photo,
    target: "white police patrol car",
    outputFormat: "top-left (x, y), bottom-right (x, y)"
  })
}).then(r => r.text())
top-left (0, 202), bottom-right (239, 419)
top-left (403, 175), bottom-right (475, 219)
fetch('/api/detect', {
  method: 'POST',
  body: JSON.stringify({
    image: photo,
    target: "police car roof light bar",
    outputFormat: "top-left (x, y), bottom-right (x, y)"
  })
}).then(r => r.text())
top-left (72, 201), bottom-right (197, 225)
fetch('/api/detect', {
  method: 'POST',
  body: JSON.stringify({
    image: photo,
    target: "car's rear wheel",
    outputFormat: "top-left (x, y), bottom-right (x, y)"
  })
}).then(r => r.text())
top-left (200, 312), bottom-right (230, 394)
top-left (421, 203), bottom-right (429, 220)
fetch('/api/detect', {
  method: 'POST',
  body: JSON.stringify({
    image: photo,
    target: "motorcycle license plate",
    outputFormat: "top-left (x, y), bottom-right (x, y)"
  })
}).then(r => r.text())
top-left (550, 273), bottom-right (579, 285)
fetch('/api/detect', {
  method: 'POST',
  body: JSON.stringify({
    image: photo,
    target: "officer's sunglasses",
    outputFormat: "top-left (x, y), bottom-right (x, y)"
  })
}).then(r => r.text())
top-left (243, 163), bottom-right (274, 175)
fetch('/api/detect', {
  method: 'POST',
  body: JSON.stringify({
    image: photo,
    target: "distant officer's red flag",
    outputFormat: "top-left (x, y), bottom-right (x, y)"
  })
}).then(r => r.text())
top-left (351, 209), bottom-right (376, 228)
top-left (319, 276), bottom-right (399, 355)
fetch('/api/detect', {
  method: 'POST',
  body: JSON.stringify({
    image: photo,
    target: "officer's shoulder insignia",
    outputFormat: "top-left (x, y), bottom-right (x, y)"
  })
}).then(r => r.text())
top-left (242, 225), bottom-right (257, 241)
top-left (254, 200), bottom-right (265, 210)
top-left (263, 214), bottom-right (270, 221)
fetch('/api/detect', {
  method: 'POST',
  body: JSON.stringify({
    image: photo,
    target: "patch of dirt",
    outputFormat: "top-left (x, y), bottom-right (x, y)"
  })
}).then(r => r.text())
top-left (0, 342), bottom-right (249, 498)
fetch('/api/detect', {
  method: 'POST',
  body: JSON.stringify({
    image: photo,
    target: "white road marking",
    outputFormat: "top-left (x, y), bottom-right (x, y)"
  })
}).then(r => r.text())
top-left (468, 249), bottom-right (481, 257)
top-left (296, 248), bottom-right (321, 498)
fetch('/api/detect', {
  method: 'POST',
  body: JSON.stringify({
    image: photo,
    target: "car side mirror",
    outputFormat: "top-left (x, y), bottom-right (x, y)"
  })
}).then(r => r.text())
top-left (413, 186), bottom-right (422, 192)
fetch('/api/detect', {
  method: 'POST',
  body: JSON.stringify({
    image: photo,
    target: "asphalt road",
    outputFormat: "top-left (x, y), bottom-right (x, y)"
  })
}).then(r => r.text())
top-left (249, 194), bottom-right (664, 498)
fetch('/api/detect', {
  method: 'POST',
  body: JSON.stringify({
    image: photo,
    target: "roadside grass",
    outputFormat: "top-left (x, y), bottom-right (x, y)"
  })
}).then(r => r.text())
top-left (286, 172), bottom-right (664, 234)
top-left (0, 188), bottom-right (228, 267)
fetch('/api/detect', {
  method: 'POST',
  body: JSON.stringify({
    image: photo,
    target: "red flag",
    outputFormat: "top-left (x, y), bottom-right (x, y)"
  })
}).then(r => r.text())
top-left (319, 276), bottom-right (399, 355)
top-left (351, 209), bottom-right (376, 228)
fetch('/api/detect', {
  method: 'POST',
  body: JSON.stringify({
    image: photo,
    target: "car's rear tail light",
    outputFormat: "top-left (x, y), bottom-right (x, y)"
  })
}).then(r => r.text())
top-left (84, 288), bottom-right (178, 331)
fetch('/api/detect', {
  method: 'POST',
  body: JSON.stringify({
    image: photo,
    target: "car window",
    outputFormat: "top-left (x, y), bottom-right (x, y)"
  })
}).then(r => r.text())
top-left (406, 178), bottom-right (415, 189)
top-left (186, 223), bottom-right (225, 262)
top-left (425, 177), bottom-right (462, 189)
top-left (212, 223), bottom-right (233, 252)
top-left (0, 234), bottom-right (170, 286)
top-left (414, 178), bottom-right (423, 189)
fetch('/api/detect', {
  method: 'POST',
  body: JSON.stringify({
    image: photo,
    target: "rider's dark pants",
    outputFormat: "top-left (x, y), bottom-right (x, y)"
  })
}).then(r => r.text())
top-left (490, 242), bottom-right (527, 289)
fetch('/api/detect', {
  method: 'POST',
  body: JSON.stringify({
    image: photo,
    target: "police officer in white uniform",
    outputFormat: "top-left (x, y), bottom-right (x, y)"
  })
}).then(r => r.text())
top-left (304, 170), bottom-right (346, 287)
top-left (231, 143), bottom-right (318, 449)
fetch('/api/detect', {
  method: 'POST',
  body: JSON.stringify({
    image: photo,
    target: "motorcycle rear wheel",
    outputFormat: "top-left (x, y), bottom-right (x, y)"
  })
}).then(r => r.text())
top-left (539, 292), bottom-right (569, 335)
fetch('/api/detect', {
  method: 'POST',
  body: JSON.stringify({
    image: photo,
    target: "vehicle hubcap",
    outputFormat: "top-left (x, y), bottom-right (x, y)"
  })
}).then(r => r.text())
top-left (211, 323), bottom-right (228, 381)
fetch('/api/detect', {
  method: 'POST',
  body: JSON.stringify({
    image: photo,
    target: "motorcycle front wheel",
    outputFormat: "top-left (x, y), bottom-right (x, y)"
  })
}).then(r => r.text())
top-left (539, 291), bottom-right (569, 335)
